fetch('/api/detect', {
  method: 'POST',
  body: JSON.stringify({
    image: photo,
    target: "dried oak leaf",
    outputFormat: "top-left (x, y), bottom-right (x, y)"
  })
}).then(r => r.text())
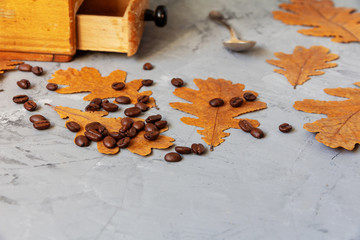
top-left (50, 105), bottom-right (174, 155)
top-left (0, 60), bottom-right (23, 74)
top-left (170, 78), bottom-right (267, 149)
top-left (48, 67), bottom-right (155, 107)
top-left (273, 0), bottom-right (360, 43)
top-left (266, 46), bottom-right (338, 89)
top-left (294, 82), bottom-right (360, 150)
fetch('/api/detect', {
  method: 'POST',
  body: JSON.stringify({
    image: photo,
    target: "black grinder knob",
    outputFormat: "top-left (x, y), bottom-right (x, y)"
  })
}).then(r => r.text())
top-left (144, 5), bottom-right (167, 27)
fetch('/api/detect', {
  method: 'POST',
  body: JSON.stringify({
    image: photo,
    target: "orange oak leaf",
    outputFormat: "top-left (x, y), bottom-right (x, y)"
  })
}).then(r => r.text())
top-left (266, 46), bottom-right (338, 89)
top-left (0, 60), bottom-right (23, 74)
top-left (50, 105), bottom-right (174, 155)
top-left (273, 0), bottom-right (360, 43)
top-left (170, 78), bottom-right (267, 149)
top-left (294, 82), bottom-right (360, 150)
top-left (48, 67), bottom-right (155, 107)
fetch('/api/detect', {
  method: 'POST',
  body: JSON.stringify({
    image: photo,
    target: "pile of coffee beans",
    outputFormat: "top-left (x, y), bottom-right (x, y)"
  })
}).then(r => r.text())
top-left (85, 98), bottom-right (119, 112)
top-left (165, 143), bottom-right (206, 162)
top-left (29, 114), bottom-right (50, 130)
top-left (122, 94), bottom-right (152, 117)
top-left (238, 119), bottom-right (264, 139)
top-left (18, 63), bottom-right (43, 76)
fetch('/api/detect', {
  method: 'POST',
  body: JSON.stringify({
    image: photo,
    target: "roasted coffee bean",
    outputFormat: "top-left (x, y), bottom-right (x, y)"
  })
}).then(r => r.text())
top-left (144, 131), bottom-right (160, 141)
top-left (144, 123), bottom-right (158, 132)
top-left (13, 95), bottom-right (29, 104)
top-left (102, 102), bottom-right (119, 112)
top-left (90, 98), bottom-right (103, 106)
top-left (137, 95), bottom-right (149, 103)
top-left (75, 135), bottom-right (90, 147)
top-left (142, 79), bottom-right (153, 86)
top-left (85, 122), bottom-right (102, 131)
top-left (133, 121), bottom-right (145, 131)
top-left (238, 120), bottom-right (253, 133)
top-left (109, 132), bottom-right (125, 140)
top-left (46, 83), bottom-right (58, 91)
top-left (125, 127), bottom-right (137, 138)
top-left (279, 123), bottom-right (292, 133)
top-left (119, 124), bottom-right (131, 133)
top-left (103, 136), bottom-right (117, 149)
top-left (230, 97), bottom-right (243, 107)
top-left (145, 114), bottom-right (162, 123)
top-left (66, 121), bottom-right (81, 132)
top-left (31, 66), bottom-right (43, 76)
top-left (124, 107), bottom-right (141, 117)
top-left (121, 117), bottom-right (134, 127)
top-left (33, 120), bottom-right (50, 130)
top-left (24, 100), bottom-right (37, 111)
top-left (18, 64), bottom-right (32, 72)
top-left (171, 78), bottom-right (184, 87)
top-left (84, 129), bottom-right (103, 142)
top-left (17, 79), bottom-right (31, 89)
top-left (175, 146), bottom-right (192, 154)
top-left (85, 103), bottom-right (100, 112)
top-left (243, 92), bottom-right (257, 101)
top-left (143, 62), bottom-right (154, 70)
top-left (209, 98), bottom-right (224, 107)
top-left (250, 128), bottom-right (264, 139)
top-left (164, 152), bottom-right (182, 162)
top-left (115, 96), bottom-right (131, 104)
top-left (155, 120), bottom-right (167, 129)
top-left (117, 137), bottom-right (131, 148)
top-left (191, 143), bottom-right (205, 155)
top-left (29, 114), bottom-right (46, 123)
top-left (112, 82), bottom-right (125, 90)
top-left (135, 102), bottom-right (149, 112)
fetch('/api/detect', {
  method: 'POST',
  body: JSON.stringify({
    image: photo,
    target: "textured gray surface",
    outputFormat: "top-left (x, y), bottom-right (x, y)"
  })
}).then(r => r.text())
top-left (1, 0), bottom-right (360, 239)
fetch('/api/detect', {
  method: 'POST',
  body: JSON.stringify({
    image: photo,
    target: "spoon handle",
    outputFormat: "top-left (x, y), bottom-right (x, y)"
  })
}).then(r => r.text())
top-left (211, 18), bottom-right (239, 41)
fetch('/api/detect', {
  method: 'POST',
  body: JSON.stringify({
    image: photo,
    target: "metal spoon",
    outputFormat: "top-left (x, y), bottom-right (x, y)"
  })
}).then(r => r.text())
top-left (209, 10), bottom-right (256, 52)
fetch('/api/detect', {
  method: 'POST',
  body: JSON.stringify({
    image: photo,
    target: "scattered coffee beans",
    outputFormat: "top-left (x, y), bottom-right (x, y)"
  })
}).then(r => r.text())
top-left (115, 96), bottom-right (131, 104)
top-left (279, 123), bottom-right (292, 133)
top-left (164, 152), bottom-right (182, 162)
top-left (250, 128), bottom-right (264, 139)
top-left (33, 120), bottom-right (50, 130)
top-left (103, 136), bottom-right (117, 148)
top-left (146, 114), bottom-right (162, 123)
top-left (209, 98), bottom-right (224, 107)
top-left (17, 79), bottom-right (31, 89)
top-left (191, 143), bottom-right (205, 155)
top-left (143, 62), bottom-right (154, 70)
top-left (124, 107), bottom-right (141, 117)
top-left (142, 79), bottom-right (153, 86)
top-left (66, 121), bottom-right (81, 132)
top-left (133, 121), bottom-right (145, 131)
top-left (24, 100), bottom-right (37, 111)
top-left (112, 82), bottom-right (125, 90)
top-left (31, 66), bottom-right (43, 76)
top-left (75, 135), bottom-right (90, 147)
top-left (29, 114), bottom-right (47, 123)
top-left (175, 146), bottom-right (192, 154)
top-left (46, 83), bottom-right (58, 91)
top-left (144, 123), bottom-right (158, 132)
top-left (90, 98), bottom-right (103, 106)
top-left (117, 137), bottom-right (131, 148)
top-left (230, 97), bottom-right (243, 107)
top-left (135, 102), bottom-right (149, 112)
top-left (85, 103), bottom-right (101, 112)
top-left (102, 102), bottom-right (119, 112)
top-left (243, 92), bottom-right (256, 101)
top-left (238, 120), bottom-right (253, 133)
top-left (171, 78), bottom-right (184, 87)
top-left (155, 120), bottom-right (167, 129)
top-left (13, 95), bottom-right (29, 104)
top-left (18, 64), bottom-right (32, 72)
top-left (144, 131), bottom-right (160, 141)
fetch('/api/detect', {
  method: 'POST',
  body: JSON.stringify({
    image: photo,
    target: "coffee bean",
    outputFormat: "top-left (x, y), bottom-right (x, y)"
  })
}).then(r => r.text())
top-left (109, 132), bottom-right (125, 140)
top-left (142, 79), bottom-right (153, 86)
top-left (155, 120), bottom-right (167, 129)
top-left (164, 152), bottom-right (182, 162)
top-left (112, 82), bottom-right (125, 90)
top-left (230, 97), bottom-right (243, 107)
top-left (18, 64), bottom-right (32, 72)
top-left (171, 78), bottom-right (184, 87)
top-left (133, 121), bottom-right (145, 131)
top-left (84, 129), bottom-right (103, 142)
top-left (137, 95), bottom-right (149, 103)
top-left (24, 100), bottom-right (37, 111)
top-left (75, 135), bottom-right (90, 147)
top-left (85, 122), bottom-right (102, 131)
top-left (66, 121), bottom-right (81, 132)
top-left (238, 120), bottom-right (253, 133)
top-left (33, 120), bottom-right (50, 130)
top-left (145, 114), bottom-right (162, 123)
top-left (135, 102), bottom-right (149, 112)
top-left (121, 117), bottom-right (134, 127)
top-left (243, 92), bottom-right (256, 101)
top-left (115, 96), bottom-right (131, 104)
top-left (144, 123), bottom-right (158, 132)
top-left (250, 128), bottom-right (264, 139)
top-left (143, 62), bottom-right (154, 70)
top-left (46, 83), bottom-right (58, 91)
top-left (209, 98), bottom-right (224, 107)
top-left (125, 127), bottom-right (137, 138)
top-left (90, 98), bottom-right (103, 106)
top-left (279, 123), bottom-right (292, 133)
top-left (13, 95), bottom-right (29, 104)
top-left (17, 79), bottom-right (31, 89)
top-left (29, 114), bottom-right (46, 123)
top-left (103, 136), bottom-right (117, 149)
top-left (102, 102), bottom-right (119, 112)
top-left (175, 146), bottom-right (192, 154)
top-left (144, 131), bottom-right (160, 141)
top-left (124, 107), bottom-right (141, 117)
top-left (191, 143), bottom-right (205, 155)
top-left (31, 66), bottom-right (43, 76)
top-left (117, 137), bottom-right (131, 148)
top-left (85, 103), bottom-right (100, 112)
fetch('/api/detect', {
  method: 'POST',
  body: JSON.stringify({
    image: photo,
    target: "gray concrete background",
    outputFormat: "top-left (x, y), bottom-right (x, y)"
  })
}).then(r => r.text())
top-left (1, 0), bottom-right (360, 239)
